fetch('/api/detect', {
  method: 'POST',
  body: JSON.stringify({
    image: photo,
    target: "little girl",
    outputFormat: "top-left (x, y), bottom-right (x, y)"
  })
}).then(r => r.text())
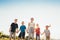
top-left (35, 24), bottom-right (40, 40)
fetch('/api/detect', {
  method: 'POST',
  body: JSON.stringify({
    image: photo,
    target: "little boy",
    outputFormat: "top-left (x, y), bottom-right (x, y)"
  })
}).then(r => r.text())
top-left (18, 21), bottom-right (26, 40)
top-left (41, 25), bottom-right (51, 40)
top-left (9, 19), bottom-right (18, 40)
top-left (35, 24), bottom-right (40, 40)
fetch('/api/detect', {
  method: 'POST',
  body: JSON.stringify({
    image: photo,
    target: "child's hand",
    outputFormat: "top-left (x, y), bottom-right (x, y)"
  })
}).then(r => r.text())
top-left (16, 30), bottom-right (19, 33)
top-left (34, 29), bottom-right (36, 32)
top-left (26, 29), bottom-right (29, 33)
top-left (27, 31), bottom-right (29, 33)
top-left (16, 31), bottom-right (18, 33)
top-left (9, 30), bottom-right (11, 32)
top-left (41, 33), bottom-right (43, 35)
top-left (49, 24), bottom-right (51, 27)
top-left (41, 32), bottom-right (44, 35)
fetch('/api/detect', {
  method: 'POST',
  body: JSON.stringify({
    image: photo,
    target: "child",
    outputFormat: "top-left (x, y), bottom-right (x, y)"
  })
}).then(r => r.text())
top-left (9, 19), bottom-right (18, 40)
top-left (35, 24), bottom-right (40, 40)
top-left (18, 21), bottom-right (26, 40)
top-left (41, 25), bottom-right (51, 40)
top-left (28, 18), bottom-right (35, 40)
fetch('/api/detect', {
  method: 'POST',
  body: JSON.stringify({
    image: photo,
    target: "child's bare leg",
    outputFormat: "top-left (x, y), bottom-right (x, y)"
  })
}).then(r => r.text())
top-left (18, 38), bottom-right (21, 40)
top-left (18, 38), bottom-right (20, 40)
top-left (13, 33), bottom-right (16, 40)
top-left (21, 39), bottom-right (23, 40)
top-left (22, 37), bottom-right (25, 40)
top-left (23, 38), bottom-right (25, 40)
top-left (9, 38), bottom-right (12, 40)
top-left (22, 39), bottom-right (24, 40)
top-left (9, 32), bottom-right (12, 40)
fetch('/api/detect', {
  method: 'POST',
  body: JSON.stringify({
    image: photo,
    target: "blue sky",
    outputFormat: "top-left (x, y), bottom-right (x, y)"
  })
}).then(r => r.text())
top-left (0, 0), bottom-right (60, 39)
top-left (0, 0), bottom-right (60, 6)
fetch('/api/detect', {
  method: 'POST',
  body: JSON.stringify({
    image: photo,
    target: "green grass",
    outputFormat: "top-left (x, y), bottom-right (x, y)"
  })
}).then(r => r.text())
top-left (0, 38), bottom-right (18, 40)
top-left (0, 38), bottom-right (36, 40)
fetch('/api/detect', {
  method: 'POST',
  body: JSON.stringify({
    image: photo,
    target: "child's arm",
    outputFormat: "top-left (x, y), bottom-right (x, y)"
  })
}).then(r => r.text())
top-left (48, 24), bottom-right (51, 27)
top-left (16, 26), bottom-right (20, 33)
top-left (16, 28), bottom-right (19, 33)
top-left (41, 32), bottom-right (45, 35)
top-left (27, 23), bottom-right (30, 33)
top-left (49, 31), bottom-right (50, 36)
top-left (28, 23), bottom-right (30, 29)
top-left (33, 23), bottom-right (35, 33)
top-left (34, 23), bottom-right (35, 28)
top-left (49, 32), bottom-right (50, 36)
top-left (25, 26), bottom-right (27, 32)
top-left (9, 26), bottom-right (11, 32)
top-left (34, 28), bottom-right (36, 32)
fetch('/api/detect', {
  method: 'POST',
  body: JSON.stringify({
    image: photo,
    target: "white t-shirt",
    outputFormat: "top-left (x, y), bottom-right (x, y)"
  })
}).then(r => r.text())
top-left (28, 22), bottom-right (35, 33)
top-left (44, 29), bottom-right (50, 36)
top-left (29, 22), bottom-right (35, 27)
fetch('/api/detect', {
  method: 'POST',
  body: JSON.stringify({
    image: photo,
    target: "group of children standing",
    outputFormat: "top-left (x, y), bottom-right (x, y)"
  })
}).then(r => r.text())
top-left (9, 18), bottom-right (51, 40)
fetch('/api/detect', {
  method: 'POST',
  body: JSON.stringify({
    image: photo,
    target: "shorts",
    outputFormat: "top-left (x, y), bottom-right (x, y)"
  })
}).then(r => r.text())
top-left (46, 36), bottom-right (50, 40)
top-left (10, 32), bottom-right (16, 39)
top-left (18, 32), bottom-right (25, 39)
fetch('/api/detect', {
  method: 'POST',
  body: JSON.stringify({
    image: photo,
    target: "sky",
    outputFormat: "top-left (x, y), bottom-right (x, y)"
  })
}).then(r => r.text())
top-left (0, 0), bottom-right (60, 39)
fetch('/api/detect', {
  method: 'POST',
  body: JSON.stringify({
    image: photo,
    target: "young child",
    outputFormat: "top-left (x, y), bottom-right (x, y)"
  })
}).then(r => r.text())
top-left (35, 24), bottom-right (40, 40)
top-left (9, 19), bottom-right (18, 40)
top-left (18, 21), bottom-right (26, 40)
top-left (28, 18), bottom-right (35, 40)
top-left (41, 25), bottom-right (51, 40)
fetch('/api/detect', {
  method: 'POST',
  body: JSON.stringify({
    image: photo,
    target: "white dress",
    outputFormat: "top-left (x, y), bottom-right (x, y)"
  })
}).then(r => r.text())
top-left (28, 22), bottom-right (35, 40)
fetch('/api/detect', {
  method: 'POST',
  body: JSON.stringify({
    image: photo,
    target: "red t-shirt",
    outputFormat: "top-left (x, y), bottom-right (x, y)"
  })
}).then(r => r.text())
top-left (36, 28), bottom-right (40, 35)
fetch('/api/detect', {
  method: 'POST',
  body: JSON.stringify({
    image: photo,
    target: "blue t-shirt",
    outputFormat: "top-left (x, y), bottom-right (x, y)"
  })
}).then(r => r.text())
top-left (20, 25), bottom-right (26, 32)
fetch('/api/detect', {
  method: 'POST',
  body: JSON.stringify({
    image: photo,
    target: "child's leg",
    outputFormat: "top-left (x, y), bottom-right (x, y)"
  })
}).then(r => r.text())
top-left (46, 36), bottom-right (47, 40)
top-left (32, 33), bottom-right (34, 40)
top-left (47, 36), bottom-right (50, 40)
top-left (36, 35), bottom-right (40, 40)
top-left (49, 36), bottom-right (50, 40)
top-left (38, 35), bottom-right (40, 40)
top-left (36, 34), bottom-right (38, 40)
top-left (9, 32), bottom-right (13, 40)
top-left (22, 32), bottom-right (25, 40)
top-left (13, 33), bottom-right (16, 40)
top-left (28, 32), bottom-right (31, 40)
top-left (46, 36), bottom-right (49, 40)
top-left (22, 39), bottom-right (25, 40)
top-left (18, 38), bottom-right (20, 40)
top-left (18, 32), bottom-right (22, 40)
